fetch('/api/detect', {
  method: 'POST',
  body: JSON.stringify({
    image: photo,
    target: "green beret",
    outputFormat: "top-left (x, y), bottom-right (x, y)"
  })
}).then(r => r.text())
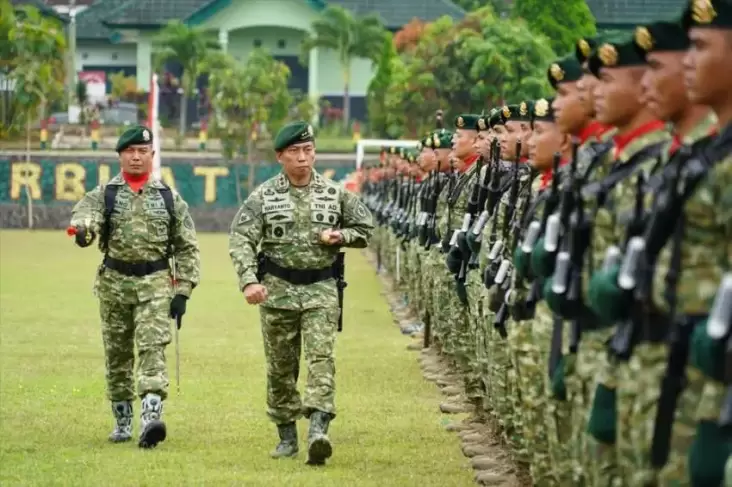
top-left (476, 115), bottom-right (490, 131)
top-left (116, 125), bottom-right (153, 153)
top-left (432, 129), bottom-right (453, 149)
top-left (454, 114), bottom-right (480, 130)
top-left (548, 56), bottom-right (584, 89)
top-left (633, 22), bottom-right (691, 59)
top-left (588, 37), bottom-right (647, 77)
top-left (682, 0), bottom-right (732, 30)
top-left (274, 121), bottom-right (314, 151)
top-left (501, 102), bottom-right (532, 124)
top-left (398, 147), bottom-right (408, 158)
top-left (532, 98), bottom-right (556, 124)
top-left (575, 36), bottom-right (598, 64)
top-left (489, 108), bottom-right (504, 128)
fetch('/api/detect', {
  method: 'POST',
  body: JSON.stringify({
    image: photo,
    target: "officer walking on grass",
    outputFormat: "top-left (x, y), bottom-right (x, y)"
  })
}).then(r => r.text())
top-left (228, 121), bottom-right (373, 466)
top-left (69, 125), bottom-right (201, 449)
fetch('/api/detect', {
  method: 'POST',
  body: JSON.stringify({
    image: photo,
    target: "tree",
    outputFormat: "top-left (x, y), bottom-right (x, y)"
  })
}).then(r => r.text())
top-left (209, 49), bottom-right (292, 200)
top-left (301, 5), bottom-right (387, 131)
top-left (365, 34), bottom-right (397, 137)
top-left (452, 0), bottom-right (511, 16)
top-left (153, 20), bottom-right (220, 137)
top-left (512, 0), bottom-right (596, 55)
top-left (370, 6), bottom-right (556, 137)
top-left (393, 18), bottom-right (426, 54)
top-left (4, 3), bottom-right (66, 227)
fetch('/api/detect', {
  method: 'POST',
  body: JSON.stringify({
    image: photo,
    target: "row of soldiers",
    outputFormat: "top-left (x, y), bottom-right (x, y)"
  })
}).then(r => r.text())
top-left (362, 1), bottom-right (732, 486)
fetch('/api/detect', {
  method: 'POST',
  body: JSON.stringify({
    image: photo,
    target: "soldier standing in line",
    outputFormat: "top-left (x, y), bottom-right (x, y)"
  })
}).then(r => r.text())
top-left (228, 121), bottom-right (373, 466)
top-left (420, 129), bottom-right (457, 376)
top-left (69, 125), bottom-right (201, 449)
top-left (435, 114), bottom-right (482, 416)
top-left (558, 36), bottom-right (670, 485)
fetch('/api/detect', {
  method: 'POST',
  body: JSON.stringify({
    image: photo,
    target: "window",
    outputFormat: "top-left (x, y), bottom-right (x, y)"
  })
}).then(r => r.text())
top-left (111, 53), bottom-right (118, 60)
top-left (277, 39), bottom-right (286, 49)
top-left (253, 39), bottom-right (262, 47)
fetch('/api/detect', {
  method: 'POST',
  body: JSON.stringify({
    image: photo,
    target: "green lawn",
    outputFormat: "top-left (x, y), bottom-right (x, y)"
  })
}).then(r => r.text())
top-left (0, 231), bottom-right (474, 487)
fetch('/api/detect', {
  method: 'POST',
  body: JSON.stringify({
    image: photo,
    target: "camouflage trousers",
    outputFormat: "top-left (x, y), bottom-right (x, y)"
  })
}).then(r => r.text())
top-left (99, 296), bottom-right (172, 402)
top-left (576, 328), bottom-right (617, 486)
top-left (520, 302), bottom-right (553, 485)
top-left (416, 246), bottom-right (434, 331)
top-left (405, 241), bottom-right (423, 313)
top-left (483, 286), bottom-right (513, 435)
top-left (259, 305), bottom-right (337, 424)
top-left (430, 248), bottom-right (454, 356)
top-left (658, 365), bottom-right (705, 486)
top-left (616, 343), bottom-right (668, 486)
top-left (463, 270), bottom-right (486, 402)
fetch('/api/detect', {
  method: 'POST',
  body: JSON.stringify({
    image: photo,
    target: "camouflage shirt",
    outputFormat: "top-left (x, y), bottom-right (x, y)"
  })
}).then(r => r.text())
top-left (70, 174), bottom-right (201, 303)
top-left (229, 169), bottom-right (374, 310)
top-left (652, 115), bottom-right (729, 315)
top-left (585, 124), bottom-right (671, 270)
top-left (436, 162), bottom-right (480, 241)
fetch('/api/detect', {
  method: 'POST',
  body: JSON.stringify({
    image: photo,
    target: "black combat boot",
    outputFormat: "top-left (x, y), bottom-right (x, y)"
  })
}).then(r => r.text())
top-left (138, 393), bottom-right (166, 449)
top-left (270, 422), bottom-right (298, 458)
top-left (306, 411), bottom-right (333, 466)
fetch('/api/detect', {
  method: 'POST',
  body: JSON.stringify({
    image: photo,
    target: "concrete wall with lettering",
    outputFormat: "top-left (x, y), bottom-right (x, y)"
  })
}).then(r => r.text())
top-left (0, 156), bottom-right (355, 232)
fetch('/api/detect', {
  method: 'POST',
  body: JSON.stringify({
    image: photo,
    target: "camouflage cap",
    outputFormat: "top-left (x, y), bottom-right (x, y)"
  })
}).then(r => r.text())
top-left (682, 0), bottom-right (732, 30)
top-left (274, 121), bottom-right (314, 151)
top-left (454, 114), bottom-right (480, 130)
top-left (116, 125), bottom-right (153, 153)
top-left (432, 129), bottom-right (454, 149)
top-left (531, 98), bottom-right (555, 124)
top-left (588, 37), bottom-right (647, 77)
top-left (548, 56), bottom-right (583, 90)
top-left (633, 21), bottom-right (691, 58)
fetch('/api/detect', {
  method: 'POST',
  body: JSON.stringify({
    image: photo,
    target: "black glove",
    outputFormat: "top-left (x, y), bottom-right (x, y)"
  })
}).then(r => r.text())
top-left (169, 294), bottom-right (188, 327)
top-left (75, 227), bottom-right (96, 248)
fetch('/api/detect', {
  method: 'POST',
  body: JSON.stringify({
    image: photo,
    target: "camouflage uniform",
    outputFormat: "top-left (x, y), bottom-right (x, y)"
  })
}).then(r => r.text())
top-left (229, 167), bottom-right (373, 462)
top-left (437, 160), bottom-right (482, 404)
top-left (70, 170), bottom-right (200, 446)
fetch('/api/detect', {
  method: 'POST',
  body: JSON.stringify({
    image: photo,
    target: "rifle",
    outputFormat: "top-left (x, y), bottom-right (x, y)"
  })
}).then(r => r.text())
top-left (482, 141), bottom-right (509, 289)
top-left (334, 252), bottom-right (347, 332)
top-left (523, 153), bottom-right (562, 311)
top-left (440, 159), bottom-right (457, 253)
top-left (708, 274), bottom-right (732, 427)
top-left (424, 160), bottom-right (444, 249)
top-left (492, 139), bottom-right (522, 338)
top-left (451, 157), bottom-right (484, 303)
top-left (610, 172), bottom-right (649, 360)
top-left (466, 139), bottom-right (499, 269)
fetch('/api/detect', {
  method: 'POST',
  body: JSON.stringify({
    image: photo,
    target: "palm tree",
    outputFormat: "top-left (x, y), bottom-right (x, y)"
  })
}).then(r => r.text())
top-left (301, 6), bottom-right (386, 132)
top-left (153, 21), bottom-right (219, 137)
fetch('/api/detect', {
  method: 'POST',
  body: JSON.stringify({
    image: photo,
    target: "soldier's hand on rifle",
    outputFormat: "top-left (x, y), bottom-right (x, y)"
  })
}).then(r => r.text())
top-left (67, 224), bottom-right (96, 248)
top-left (319, 229), bottom-right (344, 245)
top-left (244, 283), bottom-right (268, 305)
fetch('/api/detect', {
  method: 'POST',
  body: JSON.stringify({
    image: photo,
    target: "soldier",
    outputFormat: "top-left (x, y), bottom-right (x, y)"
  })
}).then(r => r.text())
top-left (547, 52), bottom-right (614, 484)
top-left (586, 3), bottom-right (732, 484)
top-left (566, 36), bottom-right (670, 485)
top-left (420, 129), bottom-right (457, 378)
top-left (228, 121), bottom-right (373, 465)
top-left (630, 18), bottom-right (718, 485)
top-left (69, 125), bottom-right (201, 449)
top-left (437, 114), bottom-right (482, 417)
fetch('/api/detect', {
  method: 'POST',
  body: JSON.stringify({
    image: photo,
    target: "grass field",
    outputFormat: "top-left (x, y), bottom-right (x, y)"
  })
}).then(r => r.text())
top-left (0, 231), bottom-right (475, 487)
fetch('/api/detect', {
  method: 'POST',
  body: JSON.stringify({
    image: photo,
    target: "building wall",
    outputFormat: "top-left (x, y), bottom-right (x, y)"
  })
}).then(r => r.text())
top-left (76, 41), bottom-right (136, 70)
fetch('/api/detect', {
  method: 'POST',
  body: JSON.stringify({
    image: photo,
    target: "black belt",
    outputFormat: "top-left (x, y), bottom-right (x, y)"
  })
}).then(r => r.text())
top-left (103, 256), bottom-right (169, 277)
top-left (261, 256), bottom-right (335, 285)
